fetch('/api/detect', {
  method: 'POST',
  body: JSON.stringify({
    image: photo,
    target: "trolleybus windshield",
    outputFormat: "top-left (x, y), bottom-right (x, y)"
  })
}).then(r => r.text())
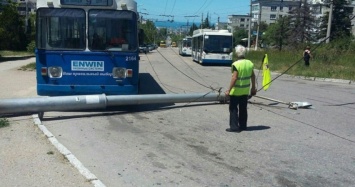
top-left (203, 35), bottom-right (232, 53)
top-left (88, 10), bottom-right (137, 51)
top-left (37, 8), bottom-right (86, 50)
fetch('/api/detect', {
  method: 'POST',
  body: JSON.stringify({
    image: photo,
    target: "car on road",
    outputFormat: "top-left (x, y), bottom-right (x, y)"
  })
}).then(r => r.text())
top-left (139, 44), bottom-right (149, 53)
top-left (160, 41), bottom-right (166, 48)
top-left (147, 44), bottom-right (155, 51)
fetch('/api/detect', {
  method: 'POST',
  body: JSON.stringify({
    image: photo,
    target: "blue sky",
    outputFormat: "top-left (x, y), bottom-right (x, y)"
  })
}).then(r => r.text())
top-left (135, 0), bottom-right (250, 23)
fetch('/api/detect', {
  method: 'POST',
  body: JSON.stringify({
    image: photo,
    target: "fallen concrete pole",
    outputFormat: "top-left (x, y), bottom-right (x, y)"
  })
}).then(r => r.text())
top-left (252, 95), bottom-right (312, 109)
top-left (0, 93), bottom-right (227, 115)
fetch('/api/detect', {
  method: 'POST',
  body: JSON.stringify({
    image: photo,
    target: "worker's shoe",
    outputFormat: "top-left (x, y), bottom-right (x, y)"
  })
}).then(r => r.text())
top-left (226, 128), bottom-right (241, 133)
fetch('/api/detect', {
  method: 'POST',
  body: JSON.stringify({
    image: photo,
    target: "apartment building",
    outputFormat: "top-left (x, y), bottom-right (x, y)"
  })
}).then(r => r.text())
top-left (251, 0), bottom-right (301, 25)
top-left (0, 0), bottom-right (36, 15)
top-left (227, 15), bottom-right (251, 33)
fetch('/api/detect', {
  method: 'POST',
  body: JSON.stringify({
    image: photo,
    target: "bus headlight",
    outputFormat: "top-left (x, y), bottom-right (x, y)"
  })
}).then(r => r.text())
top-left (112, 67), bottom-right (126, 78)
top-left (48, 66), bottom-right (62, 78)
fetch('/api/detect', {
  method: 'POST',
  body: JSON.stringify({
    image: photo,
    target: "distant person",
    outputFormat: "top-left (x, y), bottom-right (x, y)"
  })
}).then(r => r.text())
top-left (303, 46), bottom-right (312, 66)
top-left (224, 45), bottom-right (256, 133)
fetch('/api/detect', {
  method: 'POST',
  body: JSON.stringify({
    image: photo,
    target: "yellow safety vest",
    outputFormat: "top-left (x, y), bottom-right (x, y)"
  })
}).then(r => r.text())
top-left (229, 59), bottom-right (254, 96)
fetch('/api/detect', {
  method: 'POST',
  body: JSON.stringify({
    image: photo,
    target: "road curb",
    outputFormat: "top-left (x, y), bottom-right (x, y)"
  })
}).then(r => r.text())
top-left (32, 114), bottom-right (106, 187)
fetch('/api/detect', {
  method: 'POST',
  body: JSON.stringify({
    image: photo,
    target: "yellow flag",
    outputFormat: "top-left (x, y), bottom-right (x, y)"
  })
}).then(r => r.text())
top-left (262, 54), bottom-right (271, 91)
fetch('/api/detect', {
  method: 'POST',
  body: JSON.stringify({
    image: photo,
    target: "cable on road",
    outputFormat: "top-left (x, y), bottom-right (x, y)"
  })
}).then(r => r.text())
top-left (156, 48), bottom-right (223, 93)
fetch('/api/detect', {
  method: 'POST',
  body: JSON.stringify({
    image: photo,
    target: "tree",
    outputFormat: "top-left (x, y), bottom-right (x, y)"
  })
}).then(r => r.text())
top-left (263, 16), bottom-right (291, 50)
top-left (139, 20), bottom-right (158, 44)
top-left (157, 27), bottom-right (168, 44)
top-left (0, 0), bottom-right (27, 50)
top-left (287, 0), bottom-right (316, 45)
top-left (252, 21), bottom-right (268, 48)
top-left (201, 13), bottom-right (211, 29)
top-left (318, 0), bottom-right (353, 42)
top-left (189, 23), bottom-right (199, 36)
top-left (233, 28), bottom-right (248, 47)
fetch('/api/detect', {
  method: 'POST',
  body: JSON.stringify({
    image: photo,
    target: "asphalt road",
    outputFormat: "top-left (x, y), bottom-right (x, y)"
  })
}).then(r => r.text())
top-left (1, 49), bottom-right (354, 187)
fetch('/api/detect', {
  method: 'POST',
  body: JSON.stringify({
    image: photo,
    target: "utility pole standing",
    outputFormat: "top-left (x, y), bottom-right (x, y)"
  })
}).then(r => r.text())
top-left (247, 0), bottom-right (252, 50)
top-left (326, 1), bottom-right (333, 43)
top-left (217, 17), bottom-right (220, 30)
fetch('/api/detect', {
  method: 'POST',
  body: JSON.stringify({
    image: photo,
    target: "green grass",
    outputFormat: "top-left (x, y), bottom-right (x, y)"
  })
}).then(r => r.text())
top-left (245, 49), bottom-right (355, 81)
top-left (0, 118), bottom-right (10, 128)
top-left (18, 62), bottom-right (36, 71)
top-left (0, 50), bottom-right (36, 70)
top-left (0, 50), bottom-right (33, 57)
top-left (0, 50), bottom-right (35, 63)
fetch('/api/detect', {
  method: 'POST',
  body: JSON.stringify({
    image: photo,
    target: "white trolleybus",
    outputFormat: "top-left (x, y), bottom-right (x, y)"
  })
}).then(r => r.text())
top-left (178, 36), bottom-right (192, 56)
top-left (35, 0), bottom-right (141, 96)
top-left (191, 29), bottom-right (233, 65)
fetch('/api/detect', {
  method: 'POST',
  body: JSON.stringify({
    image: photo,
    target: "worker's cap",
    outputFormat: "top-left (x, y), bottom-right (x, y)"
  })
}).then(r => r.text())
top-left (235, 45), bottom-right (246, 57)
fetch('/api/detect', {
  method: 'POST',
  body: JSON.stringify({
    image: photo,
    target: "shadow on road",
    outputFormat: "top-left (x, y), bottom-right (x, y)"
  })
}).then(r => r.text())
top-left (138, 73), bottom-right (166, 94)
top-left (244, 125), bottom-right (271, 131)
top-left (41, 102), bottom-right (223, 121)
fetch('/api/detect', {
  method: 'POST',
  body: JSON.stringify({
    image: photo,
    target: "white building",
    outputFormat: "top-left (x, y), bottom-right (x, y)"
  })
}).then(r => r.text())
top-left (227, 15), bottom-right (250, 33)
top-left (251, 0), bottom-right (302, 25)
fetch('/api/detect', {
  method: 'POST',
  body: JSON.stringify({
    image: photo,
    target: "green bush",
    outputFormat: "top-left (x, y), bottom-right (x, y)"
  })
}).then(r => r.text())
top-left (0, 118), bottom-right (10, 128)
top-left (27, 40), bottom-right (36, 54)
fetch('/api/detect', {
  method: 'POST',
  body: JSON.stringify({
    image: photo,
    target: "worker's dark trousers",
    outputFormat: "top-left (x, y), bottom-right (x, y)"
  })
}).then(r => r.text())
top-left (229, 95), bottom-right (248, 130)
top-left (304, 59), bottom-right (310, 66)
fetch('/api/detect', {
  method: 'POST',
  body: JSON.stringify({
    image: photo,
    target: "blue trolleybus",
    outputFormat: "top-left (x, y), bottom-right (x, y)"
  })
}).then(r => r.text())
top-left (191, 29), bottom-right (233, 65)
top-left (36, 0), bottom-right (140, 96)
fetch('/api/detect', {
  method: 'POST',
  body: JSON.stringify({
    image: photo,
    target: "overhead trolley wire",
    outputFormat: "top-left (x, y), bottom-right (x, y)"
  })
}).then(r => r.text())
top-left (156, 48), bottom-right (222, 93)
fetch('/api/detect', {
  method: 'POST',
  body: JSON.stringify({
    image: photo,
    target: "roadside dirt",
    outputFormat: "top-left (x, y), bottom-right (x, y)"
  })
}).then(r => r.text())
top-left (0, 57), bottom-right (92, 187)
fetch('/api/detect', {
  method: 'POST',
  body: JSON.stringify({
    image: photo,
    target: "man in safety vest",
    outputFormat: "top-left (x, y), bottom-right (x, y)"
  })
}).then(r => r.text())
top-left (225, 45), bottom-right (256, 132)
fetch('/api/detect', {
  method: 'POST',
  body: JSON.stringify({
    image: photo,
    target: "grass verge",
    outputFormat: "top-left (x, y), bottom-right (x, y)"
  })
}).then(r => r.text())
top-left (0, 50), bottom-right (33, 57)
top-left (18, 62), bottom-right (36, 71)
top-left (246, 49), bottom-right (355, 81)
top-left (0, 118), bottom-right (10, 128)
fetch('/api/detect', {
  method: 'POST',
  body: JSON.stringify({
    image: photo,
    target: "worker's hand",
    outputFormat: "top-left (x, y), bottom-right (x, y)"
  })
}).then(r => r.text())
top-left (250, 88), bottom-right (257, 96)
top-left (225, 89), bottom-right (230, 96)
